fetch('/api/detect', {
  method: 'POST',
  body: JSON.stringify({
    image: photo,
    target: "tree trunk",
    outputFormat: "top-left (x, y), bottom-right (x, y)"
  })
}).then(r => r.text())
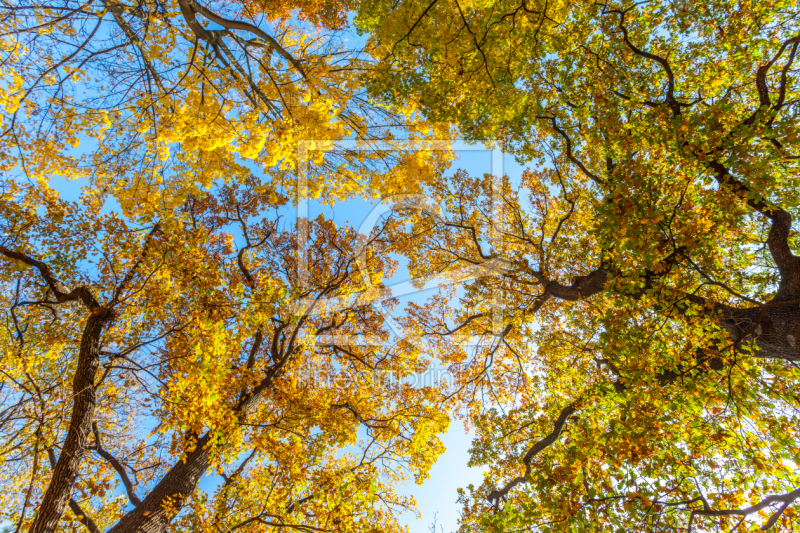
top-left (29, 310), bottom-right (109, 533)
top-left (106, 435), bottom-right (212, 533)
top-left (722, 303), bottom-right (800, 361)
top-left (105, 353), bottom-right (279, 533)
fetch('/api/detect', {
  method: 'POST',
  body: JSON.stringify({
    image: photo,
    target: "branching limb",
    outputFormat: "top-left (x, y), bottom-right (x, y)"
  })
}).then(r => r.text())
top-left (0, 246), bottom-right (100, 310)
top-left (0, 248), bottom-right (112, 533)
top-left (91, 422), bottom-right (141, 507)
top-left (521, 262), bottom-right (611, 301)
top-left (387, 0), bottom-right (440, 58)
top-left (221, 448), bottom-right (257, 487)
top-left (110, 223), bottom-right (161, 306)
top-left (486, 402), bottom-right (578, 503)
top-left (179, 0), bottom-right (308, 79)
top-left (689, 487), bottom-right (800, 531)
top-left (740, 33), bottom-right (800, 126)
top-left (537, 116), bottom-right (606, 185)
top-left (102, 1), bottom-right (169, 96)
top-left (605, 7), bottom-right (681, 116)
top-left (706, 158), bottom-right (800, 301)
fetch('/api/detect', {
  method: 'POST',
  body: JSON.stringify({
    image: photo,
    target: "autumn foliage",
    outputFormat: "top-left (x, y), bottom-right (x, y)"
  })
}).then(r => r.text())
top-left (2, 0), bottom-right (800, 532)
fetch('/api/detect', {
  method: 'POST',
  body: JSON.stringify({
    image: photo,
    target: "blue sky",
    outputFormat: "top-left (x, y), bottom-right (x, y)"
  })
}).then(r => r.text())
top-left (8, 6), bottom-right (533, 532)
top-left (47, 146), bottom-right (528, 533)
top-left (303, 147), bottom-right (528, 532)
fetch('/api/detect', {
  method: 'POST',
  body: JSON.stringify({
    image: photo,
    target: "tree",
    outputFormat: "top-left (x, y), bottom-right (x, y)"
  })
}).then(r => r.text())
top-left (6, 0), bottom-right (800, 531)
top-left (0, 0), bottom-right (448, 215)
top-left (0, 2), bottom-right (452, 532)
top-left (356, 0), bottom-right (800, 530)
top-left (0, 177), bottom-right (447, 533)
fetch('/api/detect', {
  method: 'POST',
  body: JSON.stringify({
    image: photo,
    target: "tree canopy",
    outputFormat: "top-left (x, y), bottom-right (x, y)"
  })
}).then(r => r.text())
top-left (0, 2), bottom-right (447, 532)
top-left (2, 0), bottom-right (800, 531)
top-left (357, 0), bottom-right (800, 530)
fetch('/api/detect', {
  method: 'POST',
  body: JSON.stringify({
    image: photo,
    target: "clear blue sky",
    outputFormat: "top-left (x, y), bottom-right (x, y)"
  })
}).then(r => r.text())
top-left (305, 148), bottom-right (527, 532)
top-left (48, 146), bottom-right (527, 533)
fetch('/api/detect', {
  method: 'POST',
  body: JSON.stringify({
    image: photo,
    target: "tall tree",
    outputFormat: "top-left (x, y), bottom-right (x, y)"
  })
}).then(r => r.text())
top-left (0, 3), bottom-right (451, 532)
top-left (357, 0), bottom-right (800, 530)
top-left (0, 178), bottom-right (447, 533)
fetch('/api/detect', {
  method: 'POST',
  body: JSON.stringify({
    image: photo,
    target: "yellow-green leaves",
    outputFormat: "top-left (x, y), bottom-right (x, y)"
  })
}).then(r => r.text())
top-left (357, 0), bottom-right (800, 529)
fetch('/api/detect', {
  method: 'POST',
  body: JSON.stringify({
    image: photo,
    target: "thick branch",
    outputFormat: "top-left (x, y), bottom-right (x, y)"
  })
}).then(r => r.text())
top-left (106, 433), bottom-right (212, 533)
top-left (741, 34), bottom-right (800, 125)
top-left (180, 0), bottom-right (307, 79)
top-left (766, 211), bottom-right (800, 302)
top-left (107, 325), bottom-right (297, 533)
top-left (707, 159), bottom-right (800, 301)
top-left (0, 246), bottom-right (99, 309)
top-left (30, 310), bottom-right (110, 533)
top-left (526, 264), bottom-right (611, 301)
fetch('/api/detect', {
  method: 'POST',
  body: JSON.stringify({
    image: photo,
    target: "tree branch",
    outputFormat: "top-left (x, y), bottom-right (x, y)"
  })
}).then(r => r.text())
top-left (180, 0), bottom-right (307, 79)
top-left (102, 1), bottom-right (169, 96)
top-left (537, 116), bottom-right (606, 185)
top-left (690, 486), bottom-right (800, 531)
top-left (1, 249), bottom-right (112, 533)
top-left (221, 449), bottom-right (257, 487)
top-left (0, 246), bottom-right (99, 309)
top-left (486, 403), bottom-right (577, 503)
top-left (706, 159), bottom-right (800, 301)
top-left (606, 8), bottom-right (680, 116)
top-left (91, 422), bottom-right (141, 507)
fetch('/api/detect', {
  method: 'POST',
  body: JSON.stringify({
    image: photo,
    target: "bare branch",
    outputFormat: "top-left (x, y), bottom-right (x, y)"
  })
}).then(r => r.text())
top-left (91, 422), bottom-right (141, 507)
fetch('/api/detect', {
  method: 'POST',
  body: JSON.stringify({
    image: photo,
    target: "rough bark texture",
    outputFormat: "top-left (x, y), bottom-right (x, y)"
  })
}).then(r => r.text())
top-left (46, 449), bottom-right (103, 533)
top-left (722, 303), bottom-right (800, 361)
top-left (522, 264), bottom-right (800, 362)
top-left (30, 310), bottom-right (110, 533)
top-left (767, 210), bottom-right (800, 302)
top-left (106, 434), bottom-right (212, 533)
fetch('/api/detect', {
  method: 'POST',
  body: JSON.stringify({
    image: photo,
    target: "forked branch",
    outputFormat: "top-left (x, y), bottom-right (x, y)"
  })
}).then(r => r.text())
top-left (92, 422), bottom-right (141, 507)
top-left (0, 246), bottom-right (100, 310)
top-left (486, 403), bottom-right (577, 503)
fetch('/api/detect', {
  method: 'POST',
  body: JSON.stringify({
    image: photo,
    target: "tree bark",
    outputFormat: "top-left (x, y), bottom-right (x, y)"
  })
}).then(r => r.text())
top-left (106, 341), bottom-right (282, 533)
top-left (106, 434), bottom-right (212, 533)
top-left (721, 302), bottom-right (800, 361)
top-left (30, 309), bottom-right (111, 533)
top-left (523, 263), bottom-right (800, 361)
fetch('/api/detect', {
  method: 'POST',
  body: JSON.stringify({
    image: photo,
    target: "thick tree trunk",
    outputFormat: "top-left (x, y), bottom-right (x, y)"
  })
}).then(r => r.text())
top-left (106, 434), bottom-right (212, 533)
top-left (105, 350), bottom-right (282, 533)
top-left (29, 310), bottom-right (109, 533)
top-left (766, 211), bottom-right (800, 302)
